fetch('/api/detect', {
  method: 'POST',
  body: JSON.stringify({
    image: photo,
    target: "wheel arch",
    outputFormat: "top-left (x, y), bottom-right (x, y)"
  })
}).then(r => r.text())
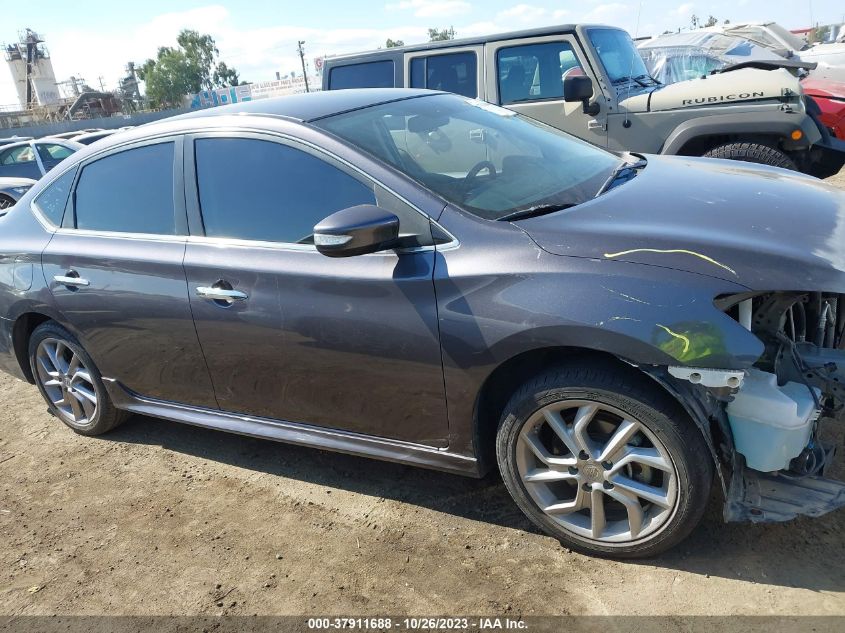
top-left (12, 311), bottom-right (56, 383)
top-left (660, 111), bottom-right (819, 156)
top-left (471, 345), bottom-right (717, 477)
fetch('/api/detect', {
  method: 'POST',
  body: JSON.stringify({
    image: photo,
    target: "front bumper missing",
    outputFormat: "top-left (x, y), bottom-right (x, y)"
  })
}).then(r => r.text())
top-left (725, 446), bottom-right (845, 522)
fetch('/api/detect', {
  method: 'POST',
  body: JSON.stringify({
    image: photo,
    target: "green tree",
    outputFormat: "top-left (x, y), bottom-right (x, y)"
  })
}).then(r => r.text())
top-left (428, 27), bottom-right (456, 42)
top-left (137, 29), bottom-right (240, 108)
top-left (385, 38), bottom-right (405, 48)
top-left (704, 15), bottom-right (719, 27)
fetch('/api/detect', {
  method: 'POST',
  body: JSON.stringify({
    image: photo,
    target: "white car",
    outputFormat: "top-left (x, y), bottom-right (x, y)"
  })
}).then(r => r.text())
top-left (800, 42), bottom-right (845, 82)
top-left (705, 22), bottom-right (845, 83)
top-left (0, 176), bottom-right (36, 211)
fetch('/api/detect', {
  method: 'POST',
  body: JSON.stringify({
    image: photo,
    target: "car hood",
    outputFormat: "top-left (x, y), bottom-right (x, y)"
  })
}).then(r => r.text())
top-left (515, 155), bottom-right (845, 292)
top-left (619, 68), bottom-right (800, 113)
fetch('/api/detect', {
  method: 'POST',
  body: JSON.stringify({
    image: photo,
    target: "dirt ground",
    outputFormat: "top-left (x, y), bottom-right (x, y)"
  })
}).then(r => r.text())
top-left (1, 166), bottom-right (845, 620)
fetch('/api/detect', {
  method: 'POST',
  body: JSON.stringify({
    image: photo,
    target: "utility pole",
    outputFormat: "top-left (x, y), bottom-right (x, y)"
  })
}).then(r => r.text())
top-left (297, 40), bottom-right (310, 93)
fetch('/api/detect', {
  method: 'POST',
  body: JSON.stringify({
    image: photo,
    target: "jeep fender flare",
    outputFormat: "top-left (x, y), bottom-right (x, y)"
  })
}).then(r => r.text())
top-left (660, 111), bottom-right (822, 156)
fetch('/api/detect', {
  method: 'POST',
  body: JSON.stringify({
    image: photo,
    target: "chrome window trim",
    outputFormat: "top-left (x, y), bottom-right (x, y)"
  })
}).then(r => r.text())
top-left (30, 164), bottom-right (79, 232)
top-left (27, 121), bottom-right (460, 250)
top-left (31, 204), bottom-right (59, 233)
top-left (52, 227), bottom-right (189, 243)
top-left (186, 234), bottom-right (449, 255)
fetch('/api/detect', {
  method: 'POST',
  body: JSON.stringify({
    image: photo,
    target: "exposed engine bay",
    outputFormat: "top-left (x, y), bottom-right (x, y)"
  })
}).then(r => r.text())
top-left (670, 292), bottom-right (845, 523)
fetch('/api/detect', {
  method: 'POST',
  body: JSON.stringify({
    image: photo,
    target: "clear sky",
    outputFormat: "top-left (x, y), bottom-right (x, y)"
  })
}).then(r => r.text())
top-left (1, 0), bottom-right (843, 106)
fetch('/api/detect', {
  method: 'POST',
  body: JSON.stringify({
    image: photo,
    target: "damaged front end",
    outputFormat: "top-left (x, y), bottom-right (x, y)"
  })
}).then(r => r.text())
top-left (672, 292), bottom-right (845, 523)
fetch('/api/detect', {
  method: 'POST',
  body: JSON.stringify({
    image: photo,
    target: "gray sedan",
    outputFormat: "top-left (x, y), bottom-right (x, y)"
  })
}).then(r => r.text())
top-left (0, 176), bottom-right (36, 210)
top-left (2, 89), bottom-right (845, 559)
top-left (0, 138), bottom-right (82, 180)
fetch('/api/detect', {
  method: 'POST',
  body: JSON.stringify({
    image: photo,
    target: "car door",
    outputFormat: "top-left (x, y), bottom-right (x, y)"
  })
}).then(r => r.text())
top-left (40, 138), bottom-right (217, 408)
top-left (0, 143), bottom-right (43, 179)
top-left (36, 142), bottom-right (76, 174)
top-left (485, 35), bottom-right (608, 146)
top-left (182, 132), bottom-right (448, 445)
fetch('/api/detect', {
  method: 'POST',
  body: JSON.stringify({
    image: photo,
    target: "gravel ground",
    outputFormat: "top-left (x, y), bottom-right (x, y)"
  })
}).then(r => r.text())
top-left (1, 164), bottom-right (844, 619)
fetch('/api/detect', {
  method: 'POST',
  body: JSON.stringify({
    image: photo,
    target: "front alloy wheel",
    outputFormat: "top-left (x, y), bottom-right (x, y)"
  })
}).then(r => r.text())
top-left (497, 363), bottom-right (713, 558)
top-left (516, 400), bottom-right (678, 543)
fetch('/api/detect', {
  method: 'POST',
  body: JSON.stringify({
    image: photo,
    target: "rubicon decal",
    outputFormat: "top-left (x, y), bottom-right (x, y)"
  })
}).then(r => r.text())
top-left (682, 92), bottom-right (766, 105)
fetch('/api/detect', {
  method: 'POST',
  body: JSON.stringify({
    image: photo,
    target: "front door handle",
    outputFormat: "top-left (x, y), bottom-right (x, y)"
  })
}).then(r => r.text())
top-left (196, 286), bottom-right (248, 302)
top-left (54, 274), bottom-right (90, 288)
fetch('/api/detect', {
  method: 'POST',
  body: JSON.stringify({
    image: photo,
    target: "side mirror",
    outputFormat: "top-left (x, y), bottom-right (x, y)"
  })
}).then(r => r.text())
top-left (314, 204), bottom-right (400, 258)
top-left (563, 75), bottom-right (600, 116)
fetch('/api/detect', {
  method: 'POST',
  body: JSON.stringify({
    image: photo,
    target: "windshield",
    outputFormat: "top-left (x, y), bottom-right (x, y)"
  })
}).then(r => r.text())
top-left (765, 23), bottom-right (808, 52)
top-left (587, 27), bottom-right (652, 84)
top-left (315, 94), bottom-right (619, 220)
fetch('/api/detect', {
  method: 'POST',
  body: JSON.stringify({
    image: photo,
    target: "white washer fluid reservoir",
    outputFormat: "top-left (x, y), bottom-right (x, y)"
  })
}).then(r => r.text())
top-left (726, 368), bottom-right (820, 473)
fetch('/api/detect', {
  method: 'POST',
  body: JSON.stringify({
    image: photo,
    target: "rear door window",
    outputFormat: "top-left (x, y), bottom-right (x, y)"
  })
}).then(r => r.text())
top-left (329, 61), bottom-right (395, 89)
top-left (73, 142), bottom-right (177, 235)
top-left (409, 52), bottom-right (478, 98)
top-left (497, 42), bottom-right (584, 104)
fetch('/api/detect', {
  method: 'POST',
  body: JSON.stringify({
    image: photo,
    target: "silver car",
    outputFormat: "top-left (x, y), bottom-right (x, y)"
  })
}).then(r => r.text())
top-left (0, 176), bottom-right (36, 210)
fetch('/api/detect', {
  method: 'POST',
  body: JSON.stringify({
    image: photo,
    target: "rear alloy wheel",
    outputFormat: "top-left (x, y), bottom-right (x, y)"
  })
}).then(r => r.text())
top-left (29, 321), bottom-right (127, 436)
top-left (0, 195), bottom-right (15, 210)
top-left (702, 142), bottom-right (796, 170)
top-left (497, 365), bottom-right (713, 558)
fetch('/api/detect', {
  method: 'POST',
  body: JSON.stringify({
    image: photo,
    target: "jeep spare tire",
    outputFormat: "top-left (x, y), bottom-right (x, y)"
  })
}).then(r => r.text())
top-left (702, 142), bottom-right (797, 170)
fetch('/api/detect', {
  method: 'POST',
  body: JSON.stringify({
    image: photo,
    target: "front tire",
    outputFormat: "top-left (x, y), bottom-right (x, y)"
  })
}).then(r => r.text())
top-left (496, 364), bottom-right (713, 558)
top-left (702, 142), bottom-right (797, 170)
top-left (29, 321), bottom-right (127, 436)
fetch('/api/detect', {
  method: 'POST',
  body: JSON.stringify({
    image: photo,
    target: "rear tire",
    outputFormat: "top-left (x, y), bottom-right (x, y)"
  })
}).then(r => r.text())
top-left (496, 363), bottom-right (713, 559)
top-left (702, 142), bottom-right (796, 170)
top-left (28, 321), bottom-right (128, 436)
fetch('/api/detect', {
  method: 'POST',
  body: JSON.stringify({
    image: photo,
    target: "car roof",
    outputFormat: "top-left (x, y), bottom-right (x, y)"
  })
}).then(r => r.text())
top-left (173, 88), bottom-right (439, 123)
top-left (1, 138), bottom-right (83, 150)
top-left (43, 89), bottom-right (446, 160)
top-left (324, 23), bottom-right (612, 62)
top-left (73, 130), bottom-right (116, 140)
top-left (36, 137), bottom-right (86, 149)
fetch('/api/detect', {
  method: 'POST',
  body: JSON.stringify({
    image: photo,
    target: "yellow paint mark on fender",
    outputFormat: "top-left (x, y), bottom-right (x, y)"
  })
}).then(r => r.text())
top-left (656, 324), bottom-right (690, 355)
top-left (603, 248), bottom-right (737, 276)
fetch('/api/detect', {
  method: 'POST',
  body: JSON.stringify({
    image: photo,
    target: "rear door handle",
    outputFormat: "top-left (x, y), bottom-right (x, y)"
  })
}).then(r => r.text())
top-left (195, 287), bottom-right (248, 302)
top-left (53, 274), bottom-right (90, 287)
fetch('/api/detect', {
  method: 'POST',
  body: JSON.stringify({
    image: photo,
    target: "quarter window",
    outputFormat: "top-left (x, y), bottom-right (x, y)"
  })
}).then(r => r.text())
top-left (329, 61), bottom-right (395, 89)
top-left (33, 167), bottom-right (76, 227)
top-left (497, 42), bottom-right (584, 104)
top-left (73, 142), bottom-right (176, 234)
top-left (194, 138), bottom-right (377, 244)
top-left (409, 52), bottom-right (477, 98)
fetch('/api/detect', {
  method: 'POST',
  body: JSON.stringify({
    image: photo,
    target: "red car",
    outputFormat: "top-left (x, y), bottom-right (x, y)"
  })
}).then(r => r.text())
top-left (803, 77), bottom-right (845, 140)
